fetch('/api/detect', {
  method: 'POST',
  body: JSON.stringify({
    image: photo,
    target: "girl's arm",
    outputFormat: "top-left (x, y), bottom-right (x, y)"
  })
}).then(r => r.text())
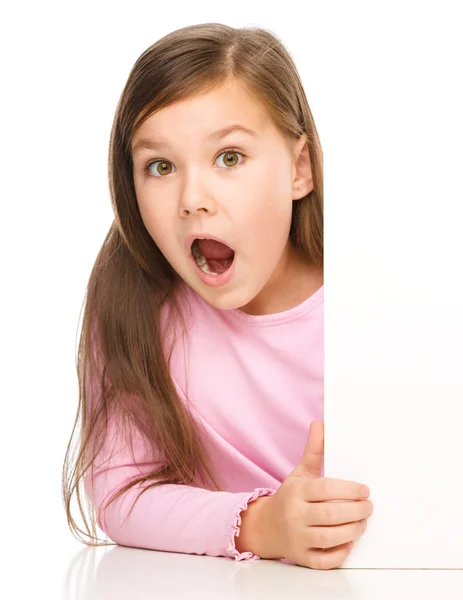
top-left (83, 414), bottom-right (276, 562)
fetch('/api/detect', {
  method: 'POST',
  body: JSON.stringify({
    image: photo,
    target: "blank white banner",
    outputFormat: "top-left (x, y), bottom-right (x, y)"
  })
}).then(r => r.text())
top-left (322, 3), bottom-right (463, 568)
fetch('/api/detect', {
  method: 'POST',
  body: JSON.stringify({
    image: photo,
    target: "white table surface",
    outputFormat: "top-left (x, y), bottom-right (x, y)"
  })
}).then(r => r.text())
top-left (12, 537), bottom-right (463, 599)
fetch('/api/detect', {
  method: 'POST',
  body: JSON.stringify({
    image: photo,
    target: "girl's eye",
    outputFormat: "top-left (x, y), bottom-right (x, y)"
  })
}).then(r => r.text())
top-left (143, 148), bottom-right (246, 178)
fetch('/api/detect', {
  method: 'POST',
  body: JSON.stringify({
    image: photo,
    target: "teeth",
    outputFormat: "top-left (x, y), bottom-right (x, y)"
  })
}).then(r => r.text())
top-left (195, 252), bottom-right (206, 267)
top-left (191, 242), bottom-right (202, 259)
top-left (192, 243), bottom-right (219, 276)
top-left (196, 255), bottom-right (218, 276)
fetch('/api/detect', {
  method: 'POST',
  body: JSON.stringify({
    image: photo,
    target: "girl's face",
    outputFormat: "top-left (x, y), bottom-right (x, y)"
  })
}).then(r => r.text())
top-left (131, 77), bottom-right (314, 315)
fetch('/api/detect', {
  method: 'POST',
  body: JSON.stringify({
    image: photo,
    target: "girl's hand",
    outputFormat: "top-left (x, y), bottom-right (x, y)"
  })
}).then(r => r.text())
top-left (255, 420), bottom-right (374, 569)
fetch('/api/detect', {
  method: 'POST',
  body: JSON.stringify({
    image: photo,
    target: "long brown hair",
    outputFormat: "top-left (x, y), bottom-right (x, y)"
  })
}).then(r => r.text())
top-left (62, 22), bottom-right (323, 546)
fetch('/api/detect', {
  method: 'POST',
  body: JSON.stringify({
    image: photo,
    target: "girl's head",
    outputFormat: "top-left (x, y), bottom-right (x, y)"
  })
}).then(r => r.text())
top-left (114, 22), bottom-right (323, 312)
top-left (63, 23), bottom-right (323, 546)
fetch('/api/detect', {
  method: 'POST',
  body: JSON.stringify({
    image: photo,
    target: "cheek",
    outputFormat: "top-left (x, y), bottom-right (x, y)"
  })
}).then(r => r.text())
top-left (238, 165), bottom-right (292, 225)
top-left (138, 203), bottom-right (172, 251)
top-left (252, 155), bottom-right (292, 201)
top-left (136, 188), bottom-right (173, 240)
top-left (238, 194), bottom-right (291, 265)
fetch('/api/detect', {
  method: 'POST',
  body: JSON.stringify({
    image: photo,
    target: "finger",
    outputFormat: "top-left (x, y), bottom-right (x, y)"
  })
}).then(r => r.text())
top-left (304, 477), bottom-right (370, 502)
top-left (305, 541), bottom-right (353, 570)
top-left (292, 420), bottom-right (324, 479)
top-left (309, 519), bottom-right (367, 550)
top-left (308, 499), bottom-right (373, 526)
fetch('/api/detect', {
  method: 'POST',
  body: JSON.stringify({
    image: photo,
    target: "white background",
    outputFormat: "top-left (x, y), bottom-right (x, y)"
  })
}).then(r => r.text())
top-left (1, 0), bottom-right (462, 597)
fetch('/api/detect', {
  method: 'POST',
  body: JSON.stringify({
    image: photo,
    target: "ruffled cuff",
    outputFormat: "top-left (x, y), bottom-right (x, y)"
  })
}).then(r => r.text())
top-left (228, 487), bottom-right (277, 562)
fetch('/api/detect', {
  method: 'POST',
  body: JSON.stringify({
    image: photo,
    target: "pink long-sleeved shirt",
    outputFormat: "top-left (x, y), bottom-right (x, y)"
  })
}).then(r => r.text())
top-left (84, 282), bottom-right (324, 561)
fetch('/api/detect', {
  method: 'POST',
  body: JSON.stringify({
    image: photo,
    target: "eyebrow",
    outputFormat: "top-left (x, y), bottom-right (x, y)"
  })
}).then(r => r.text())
top-left (131, 123), bottom-right (259, 155)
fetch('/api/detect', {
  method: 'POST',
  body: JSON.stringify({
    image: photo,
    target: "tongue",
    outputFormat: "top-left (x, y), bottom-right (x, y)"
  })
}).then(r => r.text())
top-left (195, 239), bottom-right (234, 275)
top-left (195, 239), bottom-right (234, 260)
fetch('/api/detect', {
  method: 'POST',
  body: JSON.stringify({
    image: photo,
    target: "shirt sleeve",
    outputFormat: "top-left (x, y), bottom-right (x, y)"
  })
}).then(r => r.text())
top-left (83, 412), bottom-right (277, 562)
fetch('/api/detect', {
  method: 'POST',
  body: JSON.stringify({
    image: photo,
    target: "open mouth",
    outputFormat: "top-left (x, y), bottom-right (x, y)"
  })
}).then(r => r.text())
top-left (191, 239), bottom-right (235, 276)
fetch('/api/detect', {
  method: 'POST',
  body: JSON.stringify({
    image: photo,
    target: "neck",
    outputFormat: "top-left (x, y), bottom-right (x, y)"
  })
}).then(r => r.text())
top-left (239, 243), bottom-right (323, 316)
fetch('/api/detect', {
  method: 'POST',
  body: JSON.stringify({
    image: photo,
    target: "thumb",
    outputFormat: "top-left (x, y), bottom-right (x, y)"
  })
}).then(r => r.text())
top-left (291, 420), bottom-right (324, 479)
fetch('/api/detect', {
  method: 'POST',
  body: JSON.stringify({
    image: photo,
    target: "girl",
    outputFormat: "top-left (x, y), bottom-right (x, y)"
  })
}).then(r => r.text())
top-left (62, 22), bottom-right (371, 569)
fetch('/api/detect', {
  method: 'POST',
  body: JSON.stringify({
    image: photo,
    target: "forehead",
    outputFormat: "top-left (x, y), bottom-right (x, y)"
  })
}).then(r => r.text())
top-left (131, 78), bottom-right (276, 153)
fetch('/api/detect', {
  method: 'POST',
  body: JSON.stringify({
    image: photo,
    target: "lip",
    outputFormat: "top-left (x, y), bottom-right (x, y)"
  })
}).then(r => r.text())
top-left (185, 232), bottom-right (235, 257)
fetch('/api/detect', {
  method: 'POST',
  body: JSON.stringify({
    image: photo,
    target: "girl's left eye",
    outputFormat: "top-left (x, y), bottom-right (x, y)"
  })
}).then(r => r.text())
top-left (143, 148), bottom-right (247, 178)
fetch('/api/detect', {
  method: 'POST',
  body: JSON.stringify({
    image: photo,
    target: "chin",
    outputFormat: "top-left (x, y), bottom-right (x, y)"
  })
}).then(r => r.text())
top-left (193, 286), bottom-right (255, 312)
top-left (202, 293), bottom-right (245, 311)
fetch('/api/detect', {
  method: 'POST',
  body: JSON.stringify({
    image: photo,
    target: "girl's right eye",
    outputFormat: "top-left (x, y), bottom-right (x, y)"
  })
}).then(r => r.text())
top-left (144, 160), bottom-right (175, 177)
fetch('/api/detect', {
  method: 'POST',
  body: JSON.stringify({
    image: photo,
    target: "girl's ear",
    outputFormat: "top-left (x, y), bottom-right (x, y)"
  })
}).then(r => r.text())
top-left (292, 133), bottom-right (313, 199)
